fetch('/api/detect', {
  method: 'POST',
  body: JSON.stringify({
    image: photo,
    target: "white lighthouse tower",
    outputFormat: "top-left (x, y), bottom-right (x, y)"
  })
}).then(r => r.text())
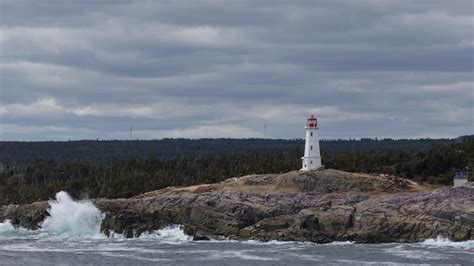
top-left (301, 115), bottom-right (322, 171)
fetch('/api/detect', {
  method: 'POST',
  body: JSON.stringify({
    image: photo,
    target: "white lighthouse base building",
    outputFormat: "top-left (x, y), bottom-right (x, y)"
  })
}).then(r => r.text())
top-left (301, 115), bottom-right (322, 171)
top-left (453, 170), bottom-right (469, 187)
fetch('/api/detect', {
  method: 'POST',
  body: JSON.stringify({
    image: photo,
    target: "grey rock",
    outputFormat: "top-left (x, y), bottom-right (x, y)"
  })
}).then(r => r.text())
top-left (1, 169), bottom-right (472, 243)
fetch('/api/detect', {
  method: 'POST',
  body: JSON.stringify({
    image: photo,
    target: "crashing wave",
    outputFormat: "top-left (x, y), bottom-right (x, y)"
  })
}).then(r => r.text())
top-left (0, 220), bottom-right (15, 232)
top-left (0, 191), bottom-right (192, 243)
top-left (133, 225), bottom-right (193, 242)
top-left (40, 191), bottom-right (105, 237)
top-left (0, 191), bottom-right (105, 239)
top-left (421, 236), bottom-right (474, 249)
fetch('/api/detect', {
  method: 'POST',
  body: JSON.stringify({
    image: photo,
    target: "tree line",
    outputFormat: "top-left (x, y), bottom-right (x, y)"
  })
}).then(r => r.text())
top-left (0, 137), bottom-right (472, 205)
top-left (0, 137), bottom-right (459, 165)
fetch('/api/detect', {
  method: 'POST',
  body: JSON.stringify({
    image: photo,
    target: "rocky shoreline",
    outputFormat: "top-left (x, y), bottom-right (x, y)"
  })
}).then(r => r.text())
top-left (1, 169), bottom-right (473, 243)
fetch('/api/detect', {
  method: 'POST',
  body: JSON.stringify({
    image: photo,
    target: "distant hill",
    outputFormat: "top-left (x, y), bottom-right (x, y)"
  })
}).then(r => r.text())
top-left (0, 137), bottom-right (465, 165)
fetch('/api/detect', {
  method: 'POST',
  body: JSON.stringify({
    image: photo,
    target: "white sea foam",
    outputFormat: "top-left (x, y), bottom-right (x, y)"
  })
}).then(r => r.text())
top-left (243, 239), bottom-right (308, 246)
top-left (242, 239), bottom-right (353, 246)
top-left (0, 219), bottom-right (14, 232)
top-left (156, 225), bottom-right (192, 241)
top-left (383, 236), bottom-right (474, 261)
top-left (0, 191), bottom-right (105, 240)
top-left (0, 219), bottom-right (37, 240)
top-left (207, 250), bottom-right (279, 261)
top-left (134, 225), bottom-right (192, 243)
top-left (40, 191), bottom-right (105, 237)
top-left (326, 240), bottom-right (355, 245)
top-left (98, 251), bottom-right (171, 262)
top-left (421, 236), bottom-right (474, 249)
top-left (384, 245), bottom-right (445, 260)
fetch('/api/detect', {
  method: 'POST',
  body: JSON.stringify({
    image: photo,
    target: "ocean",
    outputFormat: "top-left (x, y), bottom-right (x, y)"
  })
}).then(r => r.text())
top-left (0, 192), bottom-right (473, 265)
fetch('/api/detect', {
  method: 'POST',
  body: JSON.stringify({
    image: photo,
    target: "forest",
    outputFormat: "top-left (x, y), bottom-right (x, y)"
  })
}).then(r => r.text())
top-left (0, 136), bottom-right (472, 205)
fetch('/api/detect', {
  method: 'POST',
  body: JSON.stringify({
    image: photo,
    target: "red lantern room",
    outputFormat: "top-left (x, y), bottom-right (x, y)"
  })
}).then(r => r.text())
top-left (306, 115), bottom-right (318, 128)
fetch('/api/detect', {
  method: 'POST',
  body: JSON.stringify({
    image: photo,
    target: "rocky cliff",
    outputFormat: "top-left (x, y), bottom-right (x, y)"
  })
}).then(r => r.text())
top-left (1, 169), bottom-right (473, 243)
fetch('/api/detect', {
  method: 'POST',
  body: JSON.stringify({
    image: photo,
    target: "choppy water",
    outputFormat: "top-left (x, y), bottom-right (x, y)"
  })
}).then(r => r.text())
top-left (0, 192), bottom-right (473, 265)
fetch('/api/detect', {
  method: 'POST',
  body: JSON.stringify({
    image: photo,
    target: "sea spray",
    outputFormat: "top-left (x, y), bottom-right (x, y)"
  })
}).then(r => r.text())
top-left (138, 225), bottom-right (192, 242)
top-left (101, 225), bottom-right (193, 241)
top-left (40, 191), bottom-right (105, 237)
top-left (0, 220), bottom-right (14, 232)
top-left (1, 191), bottom-right (193, 241)
top-left (421, 235), bottom-right (474, 249)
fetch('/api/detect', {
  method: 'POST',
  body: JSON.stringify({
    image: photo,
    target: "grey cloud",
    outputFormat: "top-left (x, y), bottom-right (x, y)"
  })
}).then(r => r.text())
top-left (0, 0), bottom-right (472, 140)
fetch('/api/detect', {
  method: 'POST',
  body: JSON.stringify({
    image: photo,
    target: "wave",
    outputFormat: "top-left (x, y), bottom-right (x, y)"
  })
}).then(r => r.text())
top-left (0, 219), bottom-right (37, 240)
top-left (0, 219), bottom-right (15, 232)
top-left (40, 191), bottom-right (105, 237)
top-left (0, 191), bottom-right (106, 240)
top-left (420, 236), bottom-right (474, 249)
top-left (119, 225), bottom-right (193, 243)
top-left (0, 224), bottom-right (193, 244)
top-left (207, 250), bottom-right (279, 261)
top-left (383, 236), bottom-right (474, 261)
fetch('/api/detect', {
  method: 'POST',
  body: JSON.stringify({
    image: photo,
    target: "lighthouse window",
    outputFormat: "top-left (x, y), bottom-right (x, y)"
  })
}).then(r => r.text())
top-left (310, 132), bottom-right (313, 136)
top-left (310, 160), bottom-right (313, 164)
top-left (310, 145), bottom-right (313, 150)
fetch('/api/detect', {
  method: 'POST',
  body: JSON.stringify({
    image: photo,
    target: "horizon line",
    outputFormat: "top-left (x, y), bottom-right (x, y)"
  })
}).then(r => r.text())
top-left (0, 135), bottom-right (472, 143)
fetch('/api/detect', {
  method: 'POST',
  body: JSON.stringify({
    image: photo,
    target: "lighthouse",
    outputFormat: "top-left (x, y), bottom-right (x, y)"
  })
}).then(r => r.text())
top-left (301, 115), bottom-right (322, 171)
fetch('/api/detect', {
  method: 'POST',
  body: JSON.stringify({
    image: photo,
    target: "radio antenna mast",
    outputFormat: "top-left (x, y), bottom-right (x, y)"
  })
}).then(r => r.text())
top-left (264, 122), bottom-right (266, 139)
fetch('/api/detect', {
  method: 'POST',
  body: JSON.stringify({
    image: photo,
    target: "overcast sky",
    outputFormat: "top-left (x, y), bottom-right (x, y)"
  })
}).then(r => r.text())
top-left (0, 0), bottom-right (473, 140)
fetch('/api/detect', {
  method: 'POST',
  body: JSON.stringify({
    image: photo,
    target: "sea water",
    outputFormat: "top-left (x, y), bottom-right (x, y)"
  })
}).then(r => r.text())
top-left (0, 192), bottom-right (473, 265)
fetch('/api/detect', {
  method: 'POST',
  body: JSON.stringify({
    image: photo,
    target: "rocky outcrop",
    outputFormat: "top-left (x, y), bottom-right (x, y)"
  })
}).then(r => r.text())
top-left (1, 169), bottom-right (472, 243)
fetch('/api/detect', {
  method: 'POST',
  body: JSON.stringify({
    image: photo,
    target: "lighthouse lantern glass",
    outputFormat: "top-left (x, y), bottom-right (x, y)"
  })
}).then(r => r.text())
top-left (307, 119), bottom-right (317, 128)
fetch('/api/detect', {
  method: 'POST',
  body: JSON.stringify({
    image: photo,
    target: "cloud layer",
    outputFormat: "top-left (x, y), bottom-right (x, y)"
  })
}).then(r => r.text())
top-left (1, 0), bottom-right (473, 140)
